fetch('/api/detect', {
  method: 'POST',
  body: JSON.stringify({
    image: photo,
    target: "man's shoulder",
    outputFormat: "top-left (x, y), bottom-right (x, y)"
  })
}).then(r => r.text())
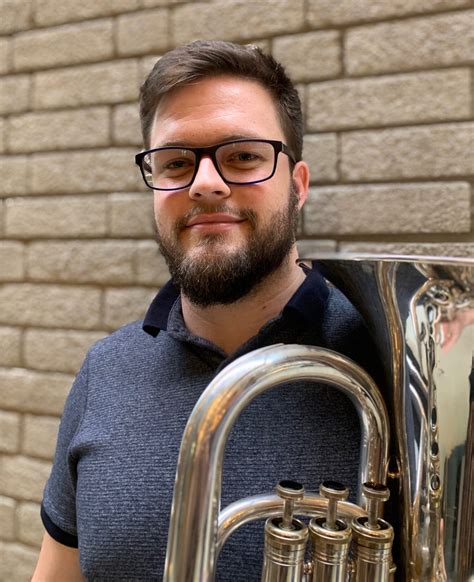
top-left (320, 284), bottom-right (381, 377)
top-left (324, 284), bottom-right (363, 327)
top-left (88, 320), bottom-right (158, 360)
top-left (318, 284), bottom-right (371, 350)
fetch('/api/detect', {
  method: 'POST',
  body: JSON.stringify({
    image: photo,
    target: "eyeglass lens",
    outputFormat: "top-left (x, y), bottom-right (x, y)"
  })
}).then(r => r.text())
top-left (142, 140), bottom-right (277, 190)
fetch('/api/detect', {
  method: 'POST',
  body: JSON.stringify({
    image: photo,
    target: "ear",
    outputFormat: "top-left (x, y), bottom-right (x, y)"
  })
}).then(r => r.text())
top-left (292, 161), bottom-right (309, 209)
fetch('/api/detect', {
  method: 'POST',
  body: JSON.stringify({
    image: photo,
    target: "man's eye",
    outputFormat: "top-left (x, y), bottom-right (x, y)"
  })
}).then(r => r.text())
top-left (237, 152), bottom-right (257, 161)
top-left (168, 159), bottom-right (190, 168)
top-left (161, 159), bottom-right (193, 172)
top-left (227, 152), bottom-right (260, 163)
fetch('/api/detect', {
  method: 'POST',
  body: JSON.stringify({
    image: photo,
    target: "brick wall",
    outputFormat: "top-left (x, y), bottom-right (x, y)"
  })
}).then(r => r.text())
top-left (0, 0), bottom-right (472, 577)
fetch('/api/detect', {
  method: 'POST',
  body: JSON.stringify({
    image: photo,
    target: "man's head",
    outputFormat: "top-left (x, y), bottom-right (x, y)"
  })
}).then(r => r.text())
top-left (139, 42), bottom-right (309, 307)
top-left (139, 40), bottom-right (304, 162)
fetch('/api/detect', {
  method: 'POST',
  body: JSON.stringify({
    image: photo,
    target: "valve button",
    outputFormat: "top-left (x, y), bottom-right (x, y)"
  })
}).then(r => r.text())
top-left (277, 480), bottom-right (305, 501)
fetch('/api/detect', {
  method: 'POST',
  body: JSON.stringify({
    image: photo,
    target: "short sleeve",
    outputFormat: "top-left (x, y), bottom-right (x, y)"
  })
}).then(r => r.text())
top-left (41, 355), bottom-right (90, 547)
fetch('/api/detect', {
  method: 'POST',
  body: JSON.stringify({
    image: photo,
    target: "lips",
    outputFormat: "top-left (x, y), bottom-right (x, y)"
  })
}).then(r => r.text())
top-left (185, 213), bottom-right (245, 227)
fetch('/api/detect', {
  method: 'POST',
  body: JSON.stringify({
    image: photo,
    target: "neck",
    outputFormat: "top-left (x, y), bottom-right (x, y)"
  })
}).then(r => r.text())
top-left (181, 247), bottom-right (306, 355)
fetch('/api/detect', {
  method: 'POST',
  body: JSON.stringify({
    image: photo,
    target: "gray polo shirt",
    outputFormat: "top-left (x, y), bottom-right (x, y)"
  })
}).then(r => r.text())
top-left (41, 267), bottom-right (374, 581)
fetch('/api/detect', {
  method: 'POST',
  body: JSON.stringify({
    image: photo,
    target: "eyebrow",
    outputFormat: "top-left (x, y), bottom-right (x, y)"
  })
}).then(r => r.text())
top-left (152, 134), bottom-right (267, 148)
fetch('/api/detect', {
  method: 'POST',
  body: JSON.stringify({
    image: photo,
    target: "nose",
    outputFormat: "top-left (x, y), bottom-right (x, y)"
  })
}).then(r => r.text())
top-left (188, 155), bottom-right (231, 200)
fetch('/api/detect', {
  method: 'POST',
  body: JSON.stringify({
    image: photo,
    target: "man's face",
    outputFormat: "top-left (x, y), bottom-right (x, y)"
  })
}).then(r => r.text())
top-left (149, 75), bottom-right (308, 306)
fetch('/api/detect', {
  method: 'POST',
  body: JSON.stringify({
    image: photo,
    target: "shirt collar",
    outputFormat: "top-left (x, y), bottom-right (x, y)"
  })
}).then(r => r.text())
top-left (142, 263), bottom-right (329, 338)
top-left (142, 279), bottom-right (180, 337)
top-left (281, 264), bottom-right (329, 325)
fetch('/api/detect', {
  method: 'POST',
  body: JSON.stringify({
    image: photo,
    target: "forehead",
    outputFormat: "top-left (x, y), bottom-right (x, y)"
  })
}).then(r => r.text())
top-left (150, 76), bottom-right (285, 148)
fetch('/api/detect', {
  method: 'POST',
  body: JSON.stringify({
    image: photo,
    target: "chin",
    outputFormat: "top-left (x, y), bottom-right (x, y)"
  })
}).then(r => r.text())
top-left (189, 232), bottom-right (246, 252)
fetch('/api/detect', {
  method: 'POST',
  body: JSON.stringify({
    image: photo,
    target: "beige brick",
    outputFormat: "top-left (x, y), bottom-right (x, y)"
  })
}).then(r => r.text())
top-left (0, 542), bottom-right (38, 582)
top-left (27, 241), bottom-right (136, 284)
top-left (303, 134), bottom-right (338, 183)
top-left (9, 107), bottom-right (111, 153)
top-left (0, 75), bottom-right (30, 115)
top-left (0, 241), bottom-right (25, 281)
top-left (308, 0), bottom-right (471, 26)
top-left (296, 239), bottom-right (338, 258)
top-left (273, 31), bottom-right (341, 82)
top-left (0, 119), bottom-right (5, 153)
top-left (113, 103), bottom-right (142, 146)
top-left (0, 38), bottom-right (9, 75)
top-left (141, 0), bottom-right (186, 5)
top-left (0, 327), bottom-right (22, 367)
top-left (0, 284), bottom-right (101, 329)
top-left (304, 182), bottom-right (471, 236)
top-left (16, 502), bottom-right (43, 547)
top-left (24, 329), bottom-right (106, 374)
top-left (0, 411), bottom-right (21, 453)
top-left (307, 69), bottom-right (471, 131)
top-left (0, 496), bottom-right (16, 541)
top-left (0, 156), bottom-right (28, 196)
top-left (5, 196), bottom-right (107, 238)
top-left (35, 0), bottom-right (139, 26)
top-left (13, 20), bottom-right (114, 72)
top-left (117, 9), bottom-right (169, 56)
top-left (136, 240), bottom-right (170, 286)
top-left (341, 123), bottom-right (474, 181)
top-left (0, 0), bottom-right (32, 34)
top-left (33, 60), bottom-right (140, 110)
top-left (346, 11), bottom-right (474, 76)
top-left (339, 241), bottom-right (474, 258)
top-left (104, 287), bottom-right (157, 329)
top-left (109, 192), bottom-right (155, 237)
top-left (0, 368), bottom-right (72, 415)
top-left (22, 415), bottom-right (60, 459)
top-left (31, 148), bottom-right (140, 194)
top-left (0, 456), bottom-right (51, 501)
top-left (173, 0), bottom-right (305, 44)
top-left (297, 83), bottom-right (306, 122)
top-left (0, 542), bottom-right (39, 582)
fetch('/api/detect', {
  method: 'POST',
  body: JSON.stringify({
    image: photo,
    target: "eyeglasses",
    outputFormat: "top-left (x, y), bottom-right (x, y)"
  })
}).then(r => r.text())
top-left (135, 139), bottom-right (295, 191)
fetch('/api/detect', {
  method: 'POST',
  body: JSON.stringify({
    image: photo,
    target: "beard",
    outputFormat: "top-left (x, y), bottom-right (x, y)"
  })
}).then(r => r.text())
top-left (155, 185), bottom-right (300, 308)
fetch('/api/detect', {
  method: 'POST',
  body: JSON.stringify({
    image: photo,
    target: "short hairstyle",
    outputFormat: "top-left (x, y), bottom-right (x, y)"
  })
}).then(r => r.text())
top-left (139, 40), bottom-right (303, 161)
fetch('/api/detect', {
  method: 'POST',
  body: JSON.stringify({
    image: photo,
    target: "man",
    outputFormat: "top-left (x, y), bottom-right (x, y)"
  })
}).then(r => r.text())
top-left (33, 41), bottom-right (371, 581)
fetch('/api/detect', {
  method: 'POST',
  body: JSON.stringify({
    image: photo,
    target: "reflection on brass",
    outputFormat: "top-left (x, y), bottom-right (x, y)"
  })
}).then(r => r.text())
top-left (162, 254), bottom-right (473, 581)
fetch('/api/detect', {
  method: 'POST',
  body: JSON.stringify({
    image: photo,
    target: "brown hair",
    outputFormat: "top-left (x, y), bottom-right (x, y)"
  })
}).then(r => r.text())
top-left (139, 40), bottom-right (303, 161)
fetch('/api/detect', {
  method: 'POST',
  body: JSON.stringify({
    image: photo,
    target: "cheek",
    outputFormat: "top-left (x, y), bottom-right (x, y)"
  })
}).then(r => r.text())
top-left (153, 199), bottom-right (160, 225)
top-left (248, 183), bottom-right (287, 217)
top-left (153, 192), bottom-right (162, 219)
top-left (153, 193), bottom-right (181, 227)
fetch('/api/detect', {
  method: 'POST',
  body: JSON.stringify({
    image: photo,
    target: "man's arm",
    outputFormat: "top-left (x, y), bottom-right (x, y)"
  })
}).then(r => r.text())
top-left (32, 531), bottom-right (84, 582)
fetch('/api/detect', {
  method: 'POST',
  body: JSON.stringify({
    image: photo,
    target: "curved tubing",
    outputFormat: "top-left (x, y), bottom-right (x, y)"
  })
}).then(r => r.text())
top-left (164, 344), bottom-right (389, 582)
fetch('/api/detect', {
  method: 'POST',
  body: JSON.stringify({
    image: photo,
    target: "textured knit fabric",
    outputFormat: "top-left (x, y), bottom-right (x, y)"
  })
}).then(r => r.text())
top-left (42, 268), bottom-right (376, 581)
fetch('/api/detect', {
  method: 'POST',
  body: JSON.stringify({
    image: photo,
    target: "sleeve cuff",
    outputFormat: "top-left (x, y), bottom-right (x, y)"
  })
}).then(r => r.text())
top-left (41, 504), bottom-right (79, 548)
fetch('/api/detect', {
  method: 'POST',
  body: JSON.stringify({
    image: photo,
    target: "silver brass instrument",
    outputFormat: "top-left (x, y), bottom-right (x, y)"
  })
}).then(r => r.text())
top-left (163, 255), bottom-right (474, 581)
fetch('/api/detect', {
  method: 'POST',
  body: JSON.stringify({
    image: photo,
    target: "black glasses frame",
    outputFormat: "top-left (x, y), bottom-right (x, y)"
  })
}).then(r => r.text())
top-left (135, 139), bottom-right (296, 191)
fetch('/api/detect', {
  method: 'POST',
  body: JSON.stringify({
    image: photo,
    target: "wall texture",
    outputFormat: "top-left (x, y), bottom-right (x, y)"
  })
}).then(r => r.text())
top-left (0, 0), bottom-right (473, 578)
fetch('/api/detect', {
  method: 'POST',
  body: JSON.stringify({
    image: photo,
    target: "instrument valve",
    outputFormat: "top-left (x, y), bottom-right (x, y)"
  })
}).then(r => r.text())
top-left (320, 480), bottom-right (349, 531)
top-left (275, 480), bottom-right (305, 530)
top-left (351, 482), bottom-right (394, 581)
top-left (261, 481), bottom-right (308, 580)
top-left (362, 481), bottom-right (390, 530)
top-left (308, 481), bottom-right (352, 581)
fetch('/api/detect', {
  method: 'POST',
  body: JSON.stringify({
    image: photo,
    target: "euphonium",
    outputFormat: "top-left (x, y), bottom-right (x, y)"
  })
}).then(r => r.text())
top-left (163, 254), bottom-right (474, 582)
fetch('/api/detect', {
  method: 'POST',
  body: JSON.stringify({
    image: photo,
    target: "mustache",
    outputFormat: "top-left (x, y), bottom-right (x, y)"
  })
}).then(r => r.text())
top-left (174, 204), bottom-right (258, 233)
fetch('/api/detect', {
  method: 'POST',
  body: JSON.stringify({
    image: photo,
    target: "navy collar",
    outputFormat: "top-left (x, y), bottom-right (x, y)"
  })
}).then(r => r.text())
top-left (142, 264), bottom-right (329, 338)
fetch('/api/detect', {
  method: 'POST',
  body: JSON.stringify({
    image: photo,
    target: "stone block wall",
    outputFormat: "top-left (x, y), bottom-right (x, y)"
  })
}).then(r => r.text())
top-left (0, 0), bottom-right (472, 578)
